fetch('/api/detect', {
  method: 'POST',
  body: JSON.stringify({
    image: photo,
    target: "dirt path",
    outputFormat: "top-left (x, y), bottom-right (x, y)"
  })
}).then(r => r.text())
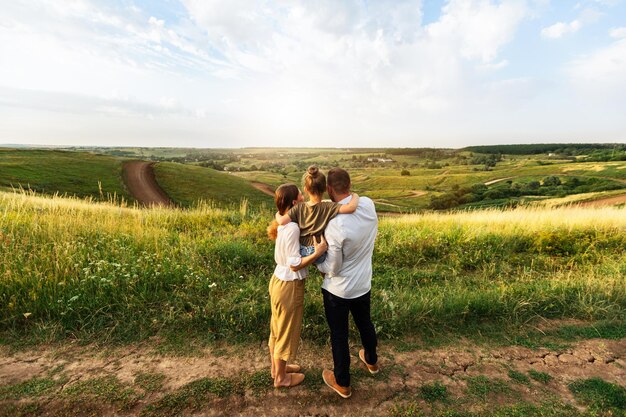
top-left (579, 193), bottom-right (626, 207)
top-left (251, 181), bottom-right (275, 197)
top-left (1, 337), bottom-right (623, 416)
top-left (122, 161), bottom-right (173, 207)
top-left (484, 177), bottom-right (514, 186)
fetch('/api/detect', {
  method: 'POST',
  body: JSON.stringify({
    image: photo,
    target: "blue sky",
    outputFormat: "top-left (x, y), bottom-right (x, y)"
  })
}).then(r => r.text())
top-left (0, 0), bottom-right (625, 148)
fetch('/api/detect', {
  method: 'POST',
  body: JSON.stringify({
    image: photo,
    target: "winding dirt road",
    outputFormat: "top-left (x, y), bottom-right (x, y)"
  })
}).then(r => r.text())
top-left (251, 181), bottom-right (275, 197)
top-left (122, 161), bottom-right (174, 207)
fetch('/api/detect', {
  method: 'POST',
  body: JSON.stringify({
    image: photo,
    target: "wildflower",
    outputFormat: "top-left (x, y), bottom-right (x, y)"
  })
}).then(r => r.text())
top-left (209, 282), bottom-right (217, 288)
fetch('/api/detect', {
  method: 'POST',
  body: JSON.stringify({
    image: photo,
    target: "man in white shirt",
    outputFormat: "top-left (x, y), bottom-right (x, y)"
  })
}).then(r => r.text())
top-left (316, 167), bottom-right (379, 399)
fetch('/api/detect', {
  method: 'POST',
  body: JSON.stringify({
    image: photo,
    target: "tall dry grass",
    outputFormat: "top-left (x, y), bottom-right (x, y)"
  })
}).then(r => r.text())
top-left (1, 190), bottom-right (624, 344)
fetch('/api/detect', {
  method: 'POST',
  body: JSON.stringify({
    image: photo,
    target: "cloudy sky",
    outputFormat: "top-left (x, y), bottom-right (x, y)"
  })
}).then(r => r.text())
top-left (0, 0), bottom-right (625, 148)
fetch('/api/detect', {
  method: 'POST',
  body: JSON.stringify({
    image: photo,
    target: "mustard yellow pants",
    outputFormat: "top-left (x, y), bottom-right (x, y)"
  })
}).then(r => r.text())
top-left (268, 275), bottom-right (305, 363)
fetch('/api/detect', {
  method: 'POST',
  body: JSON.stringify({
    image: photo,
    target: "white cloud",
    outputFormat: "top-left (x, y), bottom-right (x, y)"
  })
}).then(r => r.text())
top-left (542, 20), bottom-right (582, 38)
top-left (568, 38), bottom-right (626, 97)
top-left (610, 27), bottom-right (626, 38)
top-left (541, 6), bottom-right (603, 39)
top-left (2, 0), bottom-right (623, 147)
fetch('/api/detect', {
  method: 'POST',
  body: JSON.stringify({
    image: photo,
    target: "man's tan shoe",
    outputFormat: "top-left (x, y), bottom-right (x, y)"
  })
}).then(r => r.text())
top-left (322, 369), bottom-right (352, 398)
top-left (358, 349), bottom-right (379, 374)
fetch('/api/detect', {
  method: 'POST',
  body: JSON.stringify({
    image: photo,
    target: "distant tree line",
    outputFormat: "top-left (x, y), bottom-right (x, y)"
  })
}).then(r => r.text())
top-left (462, 143), bottom-right (622, 155)
top-left (429, 176), bottom-right (626, 210)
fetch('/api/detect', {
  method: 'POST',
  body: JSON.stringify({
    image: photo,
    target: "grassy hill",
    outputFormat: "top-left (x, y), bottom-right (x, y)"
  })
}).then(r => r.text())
top-left (0, 148), bottom-right (131, 201)
top-left (153, 162), bottom-right (273, 208)
top-left (3, 147), bottom-right (626, 212)
top-left (1, 190), bottom-right (624, 346)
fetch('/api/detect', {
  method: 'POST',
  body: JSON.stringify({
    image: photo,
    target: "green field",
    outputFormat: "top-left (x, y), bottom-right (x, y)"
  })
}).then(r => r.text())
top-left (0, 148), bottom-right (132, 201)
top-left (153, 162), bottom-right (273, 208)
top-left (1, 190), bottom-right (624, 345)
top-left (1, 167), bottom-right (625, 416)
top-left (3, 146), bottom-right (626, 213)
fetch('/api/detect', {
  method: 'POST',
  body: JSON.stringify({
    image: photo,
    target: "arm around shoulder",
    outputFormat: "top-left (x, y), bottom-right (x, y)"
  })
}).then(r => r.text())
top-left (338, 193), bottom-right (359, 214)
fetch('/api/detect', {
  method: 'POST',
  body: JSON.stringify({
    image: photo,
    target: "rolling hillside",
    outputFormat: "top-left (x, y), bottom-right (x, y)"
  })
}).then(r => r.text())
top-left (153, 162), bottom-right (273, 208)
top-left (0, 148), bottom-right (131, 201)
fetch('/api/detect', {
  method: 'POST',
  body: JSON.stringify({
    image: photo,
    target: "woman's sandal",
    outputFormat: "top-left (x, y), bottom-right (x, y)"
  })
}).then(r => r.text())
top-left (286, 364), bottom-right (301, 373)
top-left (274, 372), bottom-right (305, 388)
top-left (271, 364), bottom-right (301, 379)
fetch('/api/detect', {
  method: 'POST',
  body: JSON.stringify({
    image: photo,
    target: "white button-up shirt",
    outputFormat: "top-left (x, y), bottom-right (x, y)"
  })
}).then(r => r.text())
top-left (273, 222), bottom-right (307, 281)
top-left (317, 195), bottom-right (378, 299)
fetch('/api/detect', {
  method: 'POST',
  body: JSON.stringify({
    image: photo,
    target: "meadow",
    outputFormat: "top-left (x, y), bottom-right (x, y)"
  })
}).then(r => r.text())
top-left (0, 149), bottom-right (132, 201)
top-left (2, 146), bottom-right (625, 213)
top-left (1, 167), bottom-right (625, 416)
top-left (1, 189), bottom-right (624, 347)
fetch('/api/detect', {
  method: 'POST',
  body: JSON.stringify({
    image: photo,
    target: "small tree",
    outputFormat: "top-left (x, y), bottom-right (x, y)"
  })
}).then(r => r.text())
top-left (542, 176), bottom-right (561, 187)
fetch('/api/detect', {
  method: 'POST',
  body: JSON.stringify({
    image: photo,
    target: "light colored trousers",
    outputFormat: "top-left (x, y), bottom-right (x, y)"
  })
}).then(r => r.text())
top-left (268, 275), bottom-right (305, 363)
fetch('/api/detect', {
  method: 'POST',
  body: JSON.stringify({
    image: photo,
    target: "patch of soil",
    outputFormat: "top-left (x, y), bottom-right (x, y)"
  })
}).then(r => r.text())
top-left (1, 337), bottom-right (624, 416)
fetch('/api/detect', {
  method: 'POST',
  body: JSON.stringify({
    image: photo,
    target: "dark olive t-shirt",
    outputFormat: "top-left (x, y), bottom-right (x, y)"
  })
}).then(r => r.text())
top-left (288, 201), bottom-right (341, 246)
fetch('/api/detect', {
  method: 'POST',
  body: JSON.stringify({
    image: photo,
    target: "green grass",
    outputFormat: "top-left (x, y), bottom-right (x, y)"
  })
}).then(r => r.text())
top-left (141, 377), bottom-right (235, 416)
top-left (507, 369), bottom-right (530, 385)
top-left (528, 370), bottom-right (552, 384)
top-left (420, 381), bottom-right (450, 403)
top-left (389, 401), bottom-right (584, 417)
top-left (569, 378), bottom-right (626, 412)
top-left (153, 162), bottom-right (273, 208)
top-left (62, 375), bottom-right (140, 409)
top-left (0, 403), bottom-right (41, 417)
top-left (5, 148), bottom-right (626, 213)
top-left (0, 149), bottom-right (131, 201)
top-left (240, 369), bottom-right (273, 396)
top-left (0, 377), bottom-right (57, 400)
top-left (465, 376), bottom-right (512, 401)
top-left (1, 191), bottom-right (625, 347)
top-left (135, 371), bottom-right (167, 393)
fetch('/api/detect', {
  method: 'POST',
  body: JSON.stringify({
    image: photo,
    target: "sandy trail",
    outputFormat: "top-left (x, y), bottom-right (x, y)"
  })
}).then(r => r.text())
top-left (1, 336), bottom-right (623, 416)
top-left (579, 193), bottom-right (626, 207)
top-left (122, 161), bottom-right (173, 207)
top-left (251, 181), bottom-right (275, 197)
top-left (484, 177), bottom-right (514, 186)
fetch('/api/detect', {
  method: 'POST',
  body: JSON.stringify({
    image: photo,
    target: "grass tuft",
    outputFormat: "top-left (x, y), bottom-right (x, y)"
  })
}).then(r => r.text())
top-left (527, 370), bottom-right (552, 384)
top-left (62, 375), bottom-right (140, 410)
top-left (134, 371), bottom-right (167, 393)
top-left (568, 377), bottom-right (626, 412)
top-left (507, 369), bottom-right (530, 385)
top-left (419, 381), bottom-right (449, 403)
top-left (466, 375), bottom-right (511, 401)
top-left (0, 377), bottom-right (56, 400)
top-left (141, 377), bottom-right (235, 416)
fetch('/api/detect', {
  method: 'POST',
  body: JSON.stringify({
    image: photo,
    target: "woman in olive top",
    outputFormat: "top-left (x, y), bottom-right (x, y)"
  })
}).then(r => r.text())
top-left (267, 183), bottom-right (327, 388)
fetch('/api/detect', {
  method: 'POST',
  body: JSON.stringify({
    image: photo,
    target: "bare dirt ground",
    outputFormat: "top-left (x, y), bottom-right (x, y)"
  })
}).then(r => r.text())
top-left (122, 161), bottom-right (173, 207)
top-left (1, 336), bottom-right (624, 416)
top-left (484, 177), bottom-right (514, 186)
top-left (251, 182), bottom-right (275, 197)
top-left (579, 193), bottom-right (626, 207)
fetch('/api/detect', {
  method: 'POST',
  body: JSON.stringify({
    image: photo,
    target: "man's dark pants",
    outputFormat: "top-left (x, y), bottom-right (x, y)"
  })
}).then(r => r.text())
top-left (322, 288), bottom-right (378, 387)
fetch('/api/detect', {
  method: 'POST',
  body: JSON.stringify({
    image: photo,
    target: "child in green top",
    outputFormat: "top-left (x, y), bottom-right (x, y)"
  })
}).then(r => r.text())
top-left (275, 165), bottom-right (359, 264)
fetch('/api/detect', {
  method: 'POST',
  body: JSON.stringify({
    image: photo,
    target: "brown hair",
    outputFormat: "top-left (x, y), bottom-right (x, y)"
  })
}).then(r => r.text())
top-left (302, 165), bottom-right (326, 197)
top-left (327, 167), bottom-right (351, 195)
top-left (267, 183), bottom-right (300, 240)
